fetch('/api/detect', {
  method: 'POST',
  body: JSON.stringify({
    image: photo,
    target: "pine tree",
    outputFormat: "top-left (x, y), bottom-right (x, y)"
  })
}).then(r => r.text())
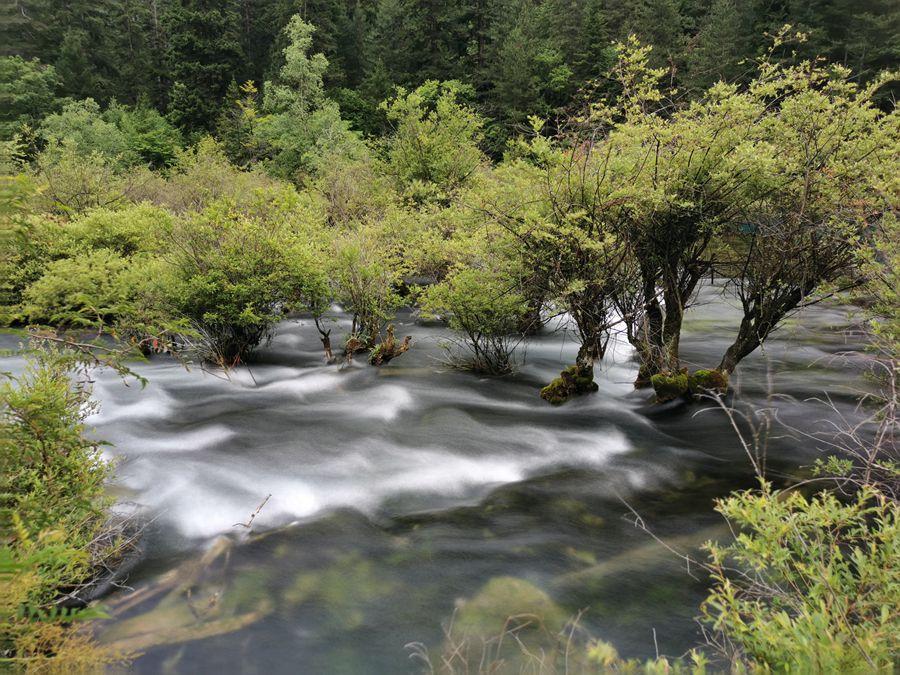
top-left (165, 0), bottom-right (246, 133)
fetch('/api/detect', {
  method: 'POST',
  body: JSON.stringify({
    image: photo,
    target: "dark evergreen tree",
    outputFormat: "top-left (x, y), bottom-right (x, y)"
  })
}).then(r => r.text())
top-left (165, 0), bottom-right (245, 133)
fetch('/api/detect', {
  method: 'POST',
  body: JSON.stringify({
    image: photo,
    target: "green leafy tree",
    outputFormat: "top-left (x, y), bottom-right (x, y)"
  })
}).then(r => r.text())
top-left (0, 57), bottom-right (62, 141)
top-left (106, 101), bottom-right (183, 169)
top-left (165, 0), bottom-right (245, 133)
top-left (259, 15), bottom-right (367, 181)
top-left (38, 99), bottom-right (128, 163)
top-left (381, 80), bottom-right (486, 203)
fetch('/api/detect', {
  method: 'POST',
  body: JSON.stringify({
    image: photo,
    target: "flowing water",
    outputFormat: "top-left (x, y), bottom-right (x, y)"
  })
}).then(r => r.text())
top-left (1, 291), bottom-right (871, 673)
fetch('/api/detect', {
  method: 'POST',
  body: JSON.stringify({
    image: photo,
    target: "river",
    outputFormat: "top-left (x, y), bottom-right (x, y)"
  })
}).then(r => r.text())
top-left (1, 291), bottom-right (870, 672)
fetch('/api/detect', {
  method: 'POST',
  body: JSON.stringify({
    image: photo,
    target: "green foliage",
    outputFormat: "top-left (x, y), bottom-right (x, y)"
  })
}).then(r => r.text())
top-left (0, 174), bottom-right (58, 322)
top-left (19, 249), bottom-right (162, 331)
top-left (217, 81), bottom-right (268, 168)
top-left (165, 0), bottom-right (245, 133)
top-left (163, 195), bottom-right (328, 364)
top-left (258, 14), bottom-right (367, 181)
top-left (1, 350), bottom-right (127, 667)
top-left (107, 103), bottom-right (183, 169)
top-left (31, 142), bottom-right (132, 215)
top-left (381, 80), bottom-right (486, 203)
top-left (39, 99), bottom-right (128, 164)
top-left (59, 203), bottom-right (171, 257)
top-left (703, 486), bottom-right (900, 671)
top-left (330, 226), bottom-right (403, 351)
top-left (0, 57), bottom-right (62, 141)
top-left (1, 352), bottom-right (109, 554)
top-left (421, 266), bottom-right (527, 374)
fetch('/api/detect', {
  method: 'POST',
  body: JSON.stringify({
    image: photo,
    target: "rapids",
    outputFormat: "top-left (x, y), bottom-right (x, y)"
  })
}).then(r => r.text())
top-left (0, 292), bottom-right (870, 672)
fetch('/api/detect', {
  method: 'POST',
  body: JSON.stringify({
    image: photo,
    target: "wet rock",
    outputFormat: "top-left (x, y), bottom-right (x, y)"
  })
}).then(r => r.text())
top-left (455, 576), bottom-right (567, 638)
top-left (540, 365), bottom-right (599, 405)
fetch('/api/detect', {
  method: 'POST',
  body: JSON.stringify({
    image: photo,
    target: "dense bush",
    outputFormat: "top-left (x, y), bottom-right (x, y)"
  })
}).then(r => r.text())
top-left (421, 267), bottom-right (528, 374)
top-left (381, 80), bottom-right (486, 203)
top-left (702, 486), bottom-right (899, 671)
top-left (163, 198), bottom-right (327, 364)
top-left (19, 249), bottom-right (161, 331)
top-left (1, 351), bottom-right (125, 667)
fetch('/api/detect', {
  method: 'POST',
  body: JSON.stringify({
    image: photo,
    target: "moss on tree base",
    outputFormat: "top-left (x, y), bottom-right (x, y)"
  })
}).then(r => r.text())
top-left (540, 364), bottom-right (599, 405)
top-left (650, 368), bottom-right (729, 402)
top-left (650, 370), bottom-right (689, 402)
top-left (688, 368), bottom-right (729, 395)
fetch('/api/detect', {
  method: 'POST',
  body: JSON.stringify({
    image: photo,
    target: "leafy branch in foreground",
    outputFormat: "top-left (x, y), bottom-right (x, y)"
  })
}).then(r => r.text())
top-left (1, 347), bottom-right (136, 668)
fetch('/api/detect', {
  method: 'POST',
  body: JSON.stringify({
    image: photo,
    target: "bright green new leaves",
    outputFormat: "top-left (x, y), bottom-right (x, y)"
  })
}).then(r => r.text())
top-left (162, 195), bottom-right (328, 365)
top-left (421, 266), bottom-right (529, 374)
top-left (20, 249), bottom-right (159, 330)
top-left (381, 80), bottom-right (486, 203)
top-left (703, 486), bottom-right (900, 671)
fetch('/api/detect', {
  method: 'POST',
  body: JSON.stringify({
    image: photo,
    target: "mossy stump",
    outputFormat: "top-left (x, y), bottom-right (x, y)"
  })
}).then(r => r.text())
top-left (650, 370), bottom-right (689, 403)
top-left (540, 364), bottom-right (599, 405)
top-left (688, 368), bottom-right (729, 395)
top-left (369, 324), bottom-right (412, 366)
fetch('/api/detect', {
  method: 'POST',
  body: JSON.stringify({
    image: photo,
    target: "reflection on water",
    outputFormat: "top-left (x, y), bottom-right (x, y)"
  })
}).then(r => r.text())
top-left (0, 291), bottom-right (870, 673)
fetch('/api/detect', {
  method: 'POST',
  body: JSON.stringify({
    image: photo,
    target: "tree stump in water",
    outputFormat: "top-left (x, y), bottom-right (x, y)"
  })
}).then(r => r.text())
top-left (369, 325), bottom-right (412, 366)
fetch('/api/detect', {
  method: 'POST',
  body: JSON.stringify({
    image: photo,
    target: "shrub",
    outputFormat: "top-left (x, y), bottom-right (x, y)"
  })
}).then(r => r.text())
top-left (330, 226), bottom-right (403, 352)
top-left (126, 137), bottom-right (281, 215)
top-left (163, 199), bottom-right (327, 364)
top-left (0, 174), bottom-right (63, 321)
top-left (19, 249), bottom-right (162, 331)
top-left (420, 266), bottom-right (527, 374)
top-left (59, 203), bottom-right (171, 256)
top-left (107, 102), bottom-right (183, 169)
top-left (702, 486), bottom-right (900, 671)
top-left (31, 143), bottom-right (133, 215)
top-left (1, 350), bottom-right (126, 667)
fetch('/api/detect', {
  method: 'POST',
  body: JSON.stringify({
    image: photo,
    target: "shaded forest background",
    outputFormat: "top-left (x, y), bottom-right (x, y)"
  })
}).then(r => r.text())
top-left (3, 0), bottom-right (898, 150)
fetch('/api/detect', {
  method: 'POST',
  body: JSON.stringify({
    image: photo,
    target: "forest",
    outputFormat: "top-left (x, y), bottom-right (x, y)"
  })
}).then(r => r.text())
top-left (1, 0), bottom-right (899, 672)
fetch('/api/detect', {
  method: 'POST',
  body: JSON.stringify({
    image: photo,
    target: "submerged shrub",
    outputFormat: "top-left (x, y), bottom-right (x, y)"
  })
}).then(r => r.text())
top-left (330, 226), bottom-right (403, 352)
top-left (420, 267), bottom-right (527, 374)
top-left (163, 198), bottom-right (328, 365)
